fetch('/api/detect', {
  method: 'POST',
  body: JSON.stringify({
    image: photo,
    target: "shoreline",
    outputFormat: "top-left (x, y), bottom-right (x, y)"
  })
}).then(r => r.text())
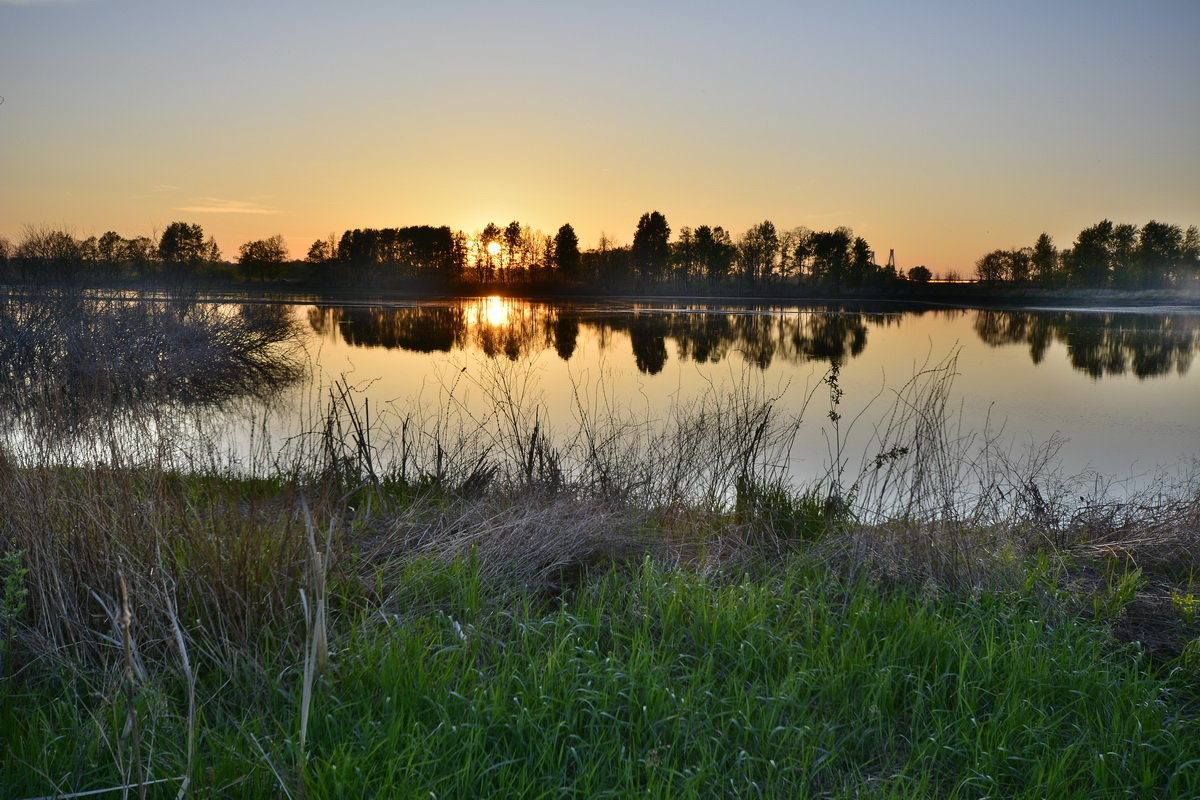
top-left (5, 280), bottom-right (1199, 311)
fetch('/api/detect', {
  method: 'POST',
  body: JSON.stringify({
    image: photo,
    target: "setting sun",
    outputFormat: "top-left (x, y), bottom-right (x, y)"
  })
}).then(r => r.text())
top-left (485, 241), bottom-right (502, 256)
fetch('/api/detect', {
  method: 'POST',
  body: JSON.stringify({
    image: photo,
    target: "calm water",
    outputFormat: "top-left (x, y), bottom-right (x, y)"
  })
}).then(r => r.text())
top-left (294, 298), bottom-right (1199, 489)
top-left (5, 296), bottom-right (1199, 493)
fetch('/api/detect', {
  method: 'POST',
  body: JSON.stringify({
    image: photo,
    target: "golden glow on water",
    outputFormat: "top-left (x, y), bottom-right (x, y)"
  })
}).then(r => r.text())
top-left (480, 296), bottom-right (513, 327)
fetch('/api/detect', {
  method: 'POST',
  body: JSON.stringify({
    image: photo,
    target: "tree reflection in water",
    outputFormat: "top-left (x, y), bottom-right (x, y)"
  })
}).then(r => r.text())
top-left (973, 310), bottom-right (1198, 379)
top-left (308, 299), bottom-right (882, 374)
top-left (308, 299), bottom-right (1198, 380)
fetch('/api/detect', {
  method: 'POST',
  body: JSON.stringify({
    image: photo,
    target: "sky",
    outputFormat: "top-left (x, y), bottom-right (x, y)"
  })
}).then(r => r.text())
top-left (1, 0), bottom-right (1198, 273)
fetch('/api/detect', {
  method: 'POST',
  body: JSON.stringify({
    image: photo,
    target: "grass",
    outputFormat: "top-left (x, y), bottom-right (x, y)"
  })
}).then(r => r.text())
top-left (0, 304), bottom-right (1198, 797)
top-left (3, 553), bottom-right (1197, 798)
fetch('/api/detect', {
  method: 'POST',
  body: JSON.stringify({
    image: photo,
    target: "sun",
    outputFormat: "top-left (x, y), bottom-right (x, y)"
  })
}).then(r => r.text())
top-left (485, 241), bottom-right (502, 256)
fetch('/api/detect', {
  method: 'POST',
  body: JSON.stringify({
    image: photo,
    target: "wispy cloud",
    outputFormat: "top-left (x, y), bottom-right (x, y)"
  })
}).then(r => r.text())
top-left (176, 197), bottom-right (280, 215)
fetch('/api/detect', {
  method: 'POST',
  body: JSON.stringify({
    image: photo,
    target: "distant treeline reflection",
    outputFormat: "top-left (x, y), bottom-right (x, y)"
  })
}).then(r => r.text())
top-left (974, 310), bottom-right (1198, 379)
top-left (307, 301), bottom-right (890, 374)
top-left (309, 301), bottom-right (1199, 379)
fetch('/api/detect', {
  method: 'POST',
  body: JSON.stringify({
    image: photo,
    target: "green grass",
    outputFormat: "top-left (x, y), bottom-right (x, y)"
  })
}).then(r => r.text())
top-left (3, 551), bottom-right (1197, 799)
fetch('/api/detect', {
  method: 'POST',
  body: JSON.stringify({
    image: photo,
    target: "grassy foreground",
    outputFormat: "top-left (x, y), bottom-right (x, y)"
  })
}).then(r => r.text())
top-left (0, 467), bottom-right (1197, 799)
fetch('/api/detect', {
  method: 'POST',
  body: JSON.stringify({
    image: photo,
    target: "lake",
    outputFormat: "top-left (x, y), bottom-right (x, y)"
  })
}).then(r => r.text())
top-left (3, 295), bottom-right (1197, 505)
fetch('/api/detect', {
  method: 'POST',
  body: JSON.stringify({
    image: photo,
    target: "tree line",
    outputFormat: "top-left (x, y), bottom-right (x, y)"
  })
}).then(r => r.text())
top-left (975, 220), bottom-right (1200, 289)
top-left (0, 214), bottom-right (905, 292)
top-left (2, 214), bottom-right (1196, 294)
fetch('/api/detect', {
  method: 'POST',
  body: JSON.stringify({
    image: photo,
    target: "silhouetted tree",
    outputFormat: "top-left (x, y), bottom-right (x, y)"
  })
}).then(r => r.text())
top-left (695, 225), bottom-right (735, 281)
top-left (1007, 247), bottom-right (1033, 283)
top-left (672, 227), bottom-right (698, 280)
top-left (125, 237), bottom-right (157, 275)
top-left (503, 221), bottom-right (523, 274)
top-left (1137, 221), bottom-right (1183, 288)
top-left (1110, 223), bottom-right (1139, 287)
top-left (1183, 226), bottom-right (1200, 266)
top-left (307, 239), bottom-right (333, 263)
top-left (14, 226), bottom-right (83, 283)
top-left (779, 227), bottom-right (811, 278)
top-left (479, 222), bottom-right (502, 280)
top-left (1070, 220), bottom-right (1115, 286)
top-left (583, 233), bottom-right (632, 286)
top-left (848, 237), bottom-right (874, 287)
top-left (808, 228), bottom-right (852, 290)
top-left (553, 224), bottom-right (581, 280)
top-left (238, 234), bottom-right (289, 281)
top-left (975, 249), bottom-right (1008, 283)
top-left (1031, 233), bottom-right (1058, 284)
top-left (331, 226), bottom-right (458, 284)
top-left (907, 265), bottom-right (932, 283)
top-left (158, 221), bottom-right (208, 273)
top-left (737, 221), bottom-right (779, 284)
top-left (632, 212), bottom-right (670, 281)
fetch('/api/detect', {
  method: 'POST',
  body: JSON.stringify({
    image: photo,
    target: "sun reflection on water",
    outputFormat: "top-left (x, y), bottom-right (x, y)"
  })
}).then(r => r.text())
top-left (479, 295), bottom-right (512, 327)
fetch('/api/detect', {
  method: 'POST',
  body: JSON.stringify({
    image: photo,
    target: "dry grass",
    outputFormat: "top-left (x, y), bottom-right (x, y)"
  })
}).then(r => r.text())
top-left (362, 494), bottom-right (660, 595)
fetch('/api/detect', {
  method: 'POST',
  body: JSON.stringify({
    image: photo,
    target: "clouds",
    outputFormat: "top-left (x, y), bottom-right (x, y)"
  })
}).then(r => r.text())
top-left (175, 197), bottom-right (280, 215)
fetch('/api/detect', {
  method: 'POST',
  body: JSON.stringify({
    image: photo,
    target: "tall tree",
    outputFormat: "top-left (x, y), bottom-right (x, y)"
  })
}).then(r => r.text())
top-left (1007, 247), bottom-right (1033, 283)
top-left (1182, 226), bottom-right (1200, 280)
top-left (672, 227), bottom-right (698, 280)
top-left (238, 234), bottom-right (289, 281)
top-left (736, 221), bottom-right (779, 284)
top-left (808, 228), bottom-right (853, 290)
top-left (158, 221), bottom-right (208, 269)
top-left (1137, 220), bottom-right (1183, 287)
top-left (503, 221), bottom-right (523, 273)
top-left (975, 249), bottom-right (1008, 283)
top-left (695, 225), bottom-right (735, 281)
top-left (479, 222), bottom-right (502, 279)
top-left (848, 236), bottom-right (875, 287)
top-left (1031, 233), bottom-right (1057, 284)
top-left (307, 239), bottom-right (333, 263)
top-left (632, 211), bottom-right (670, 280)
top-left (779, 227), bottom-right (812, 278)
top-left (1070, 220), bottom-right (1115, 286)
top-left (553, 223), bottom-right (581, 279)
top-left (95, 231), bottom-right (120, 261)
top-left (1110, 223), bottom-right (1139, 287)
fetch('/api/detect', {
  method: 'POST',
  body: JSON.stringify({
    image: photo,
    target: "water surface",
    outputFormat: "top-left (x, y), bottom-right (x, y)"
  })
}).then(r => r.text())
top-left (3, 296), bottom-right (1196, 495)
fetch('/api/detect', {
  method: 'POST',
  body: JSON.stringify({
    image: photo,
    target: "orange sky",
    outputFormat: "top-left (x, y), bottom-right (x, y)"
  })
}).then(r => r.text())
top-left (2, 0), bottom-right (1198, 274)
